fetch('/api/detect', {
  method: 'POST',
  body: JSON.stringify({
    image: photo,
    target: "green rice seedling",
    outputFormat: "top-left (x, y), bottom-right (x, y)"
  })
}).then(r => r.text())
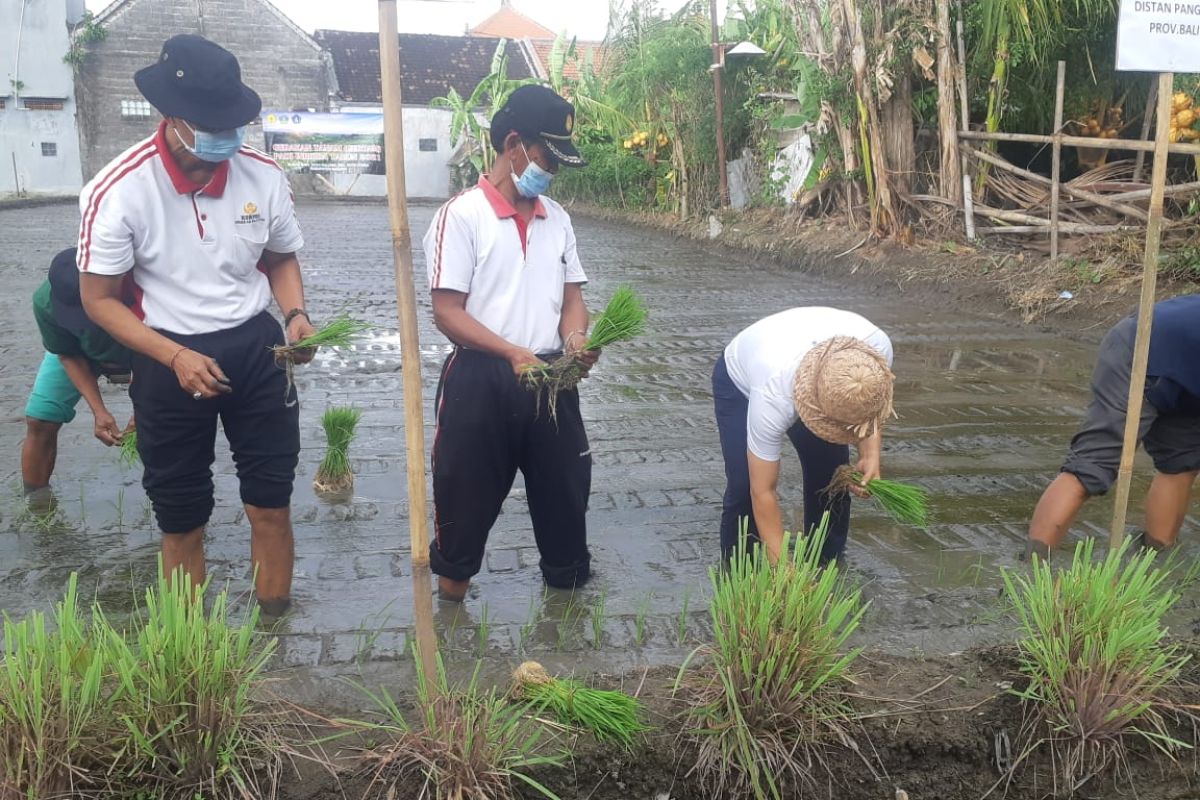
top-left (589, 591), bottom-right (606, 650)
top-left (555, 593), bottom-right (585, 653)
top-left (102, 565), bottom-right (283, 799)
top-left (633, 592), bottom-right (652, 646)
top-left (272, 315), bottom-right (372, 403)
top-left (676, 588), bottom-right (691, 646)
top-left (512, 661), bottom-right (648, 751)
top-left (828, 465), bottom-right (929, 528)
top-left (676, 515), bottom-right (868, 800)
top-left (1000, 538), bottom-right (1192, 790)
top-left (353, 657), bottom-right (564, 800)
top-left (477, 603), bottom-right (491, 658)
top-left (313, 406), bottom-right (362, 495)
top-left (0, 574), bottom-right (115, 798)
top-left (522, 286), bottom-right (648, 420)
top-left (118, 429), bottom-right (140, 468)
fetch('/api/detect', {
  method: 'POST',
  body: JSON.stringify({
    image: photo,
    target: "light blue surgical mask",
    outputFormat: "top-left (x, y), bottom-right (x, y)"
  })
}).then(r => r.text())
top-left (174, 119), bottom-right (246, 163)
top-left (512, 142), bottom-right (554, 198)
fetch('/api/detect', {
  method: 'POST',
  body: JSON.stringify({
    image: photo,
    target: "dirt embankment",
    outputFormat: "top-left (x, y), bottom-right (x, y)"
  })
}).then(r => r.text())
top-left (282, 646), bottom-right (1200, 800)
top-left (569, 204), bottom-right (1200, 334)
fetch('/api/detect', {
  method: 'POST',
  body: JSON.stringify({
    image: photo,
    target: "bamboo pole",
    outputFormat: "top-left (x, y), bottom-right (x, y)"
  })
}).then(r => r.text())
top-left (1134, 77), bottom-right (1159, 183)
top-left (954, 0), bottom-right (975, 240)
top-left (1109, 72), bottom-right (1174, 551)
top-left (963, 145), bottom-right (1149, 221)
top-left (935, 0), bottom-right (961, 204)
top-left (960, 128), bottom-right (1200, 155)
top-left (1049, 62), bottom-right (1066, 261)
top-left (1106, 179), bottom-right (1200, 202)
top-left (709, 0), bottom-right (729, 207)
top-left (378, 0), bottom-right (439, 694)
top-left (976, 224), bottom-right (1134, 234)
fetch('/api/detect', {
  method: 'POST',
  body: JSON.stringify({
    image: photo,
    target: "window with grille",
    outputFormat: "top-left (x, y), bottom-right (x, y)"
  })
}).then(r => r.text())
top-left (418, 138), bottom-right (438, 152)
top-left (24, 98), bottom-right (65, 111)
top-left (120, 99), bottom-right (154, 120)
top-left (41, 142), bottom-right (57, 157)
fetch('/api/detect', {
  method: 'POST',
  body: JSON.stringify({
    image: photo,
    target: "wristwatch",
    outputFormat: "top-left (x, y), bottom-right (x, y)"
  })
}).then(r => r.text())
top-left (284, 308), bottom-right (311, 327)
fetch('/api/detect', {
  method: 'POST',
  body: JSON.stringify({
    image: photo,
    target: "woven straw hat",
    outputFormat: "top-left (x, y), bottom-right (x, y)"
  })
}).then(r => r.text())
top-left (794, 336), bottom-right (895, 445)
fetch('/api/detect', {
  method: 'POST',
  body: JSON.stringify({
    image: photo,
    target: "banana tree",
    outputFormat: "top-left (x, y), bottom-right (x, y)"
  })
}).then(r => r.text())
top-left (546, 32), bottom-right (635, 142)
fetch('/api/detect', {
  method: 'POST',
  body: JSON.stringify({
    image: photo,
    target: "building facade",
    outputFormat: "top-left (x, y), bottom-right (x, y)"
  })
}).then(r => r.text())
top-left (1, 0), bottom-right (86, 195)
top-left (75, 0), bottom-right (333, 180)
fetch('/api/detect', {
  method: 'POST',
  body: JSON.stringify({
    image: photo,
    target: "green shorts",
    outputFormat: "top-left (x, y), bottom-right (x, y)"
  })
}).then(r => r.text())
top-left (25, 352), bottom-right (82, 424)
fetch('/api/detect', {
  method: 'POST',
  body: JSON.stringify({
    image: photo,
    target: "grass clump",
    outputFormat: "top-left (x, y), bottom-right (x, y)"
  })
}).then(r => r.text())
top-left (522, 286), bottom-right (647, 420)
top-left (511, 661), bottom-right (647, 751)
top-left (118, 429), bottom-right (139, 467)
top-left (676, 515), bottom-right (868, 800)
top-left (1001, 538), bottom-right (1192, 791)
top-left (828, 465), bottom-right (929, 528)
top-left (353, 660), bottom-right (564, 800)
top-left (314, 406), bottom-right (362, 495)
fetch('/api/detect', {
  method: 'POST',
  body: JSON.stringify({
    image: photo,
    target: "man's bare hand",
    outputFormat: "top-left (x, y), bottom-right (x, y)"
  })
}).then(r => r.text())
top-left (172, 348), bottom-right (232, 399)
top-left (286, 316), bottom-right (318, 365)
top-left (93, 408), bottom-right (121, 446)
top-left (507, 347), bottom-right (544, 378)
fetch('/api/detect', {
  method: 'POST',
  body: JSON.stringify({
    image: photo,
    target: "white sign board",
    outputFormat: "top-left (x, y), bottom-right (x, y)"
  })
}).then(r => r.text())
top-left (1117, 0), bottom-right (1200, 72)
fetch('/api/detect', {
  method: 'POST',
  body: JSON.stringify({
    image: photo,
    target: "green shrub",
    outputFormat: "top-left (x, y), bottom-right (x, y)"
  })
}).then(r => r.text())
top-left (553, 141), bottom-right (665, 210)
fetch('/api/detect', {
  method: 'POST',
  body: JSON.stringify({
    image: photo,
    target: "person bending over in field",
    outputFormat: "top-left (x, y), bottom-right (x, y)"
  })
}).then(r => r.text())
top-left (1026, 295), bottom-right (1200, 560)
top-left (22, 247), bottom-right (133, 511)
top-left (713, 307), bottom-right (895, 564)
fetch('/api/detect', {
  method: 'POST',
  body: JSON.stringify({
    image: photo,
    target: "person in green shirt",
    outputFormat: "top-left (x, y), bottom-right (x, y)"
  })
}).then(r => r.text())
top-left (22, 247), bottom-right (133, 505)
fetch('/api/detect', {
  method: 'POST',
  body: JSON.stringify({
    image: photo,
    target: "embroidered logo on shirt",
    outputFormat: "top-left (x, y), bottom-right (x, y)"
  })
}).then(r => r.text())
top-left (237, 201), bottom-right (264, 225)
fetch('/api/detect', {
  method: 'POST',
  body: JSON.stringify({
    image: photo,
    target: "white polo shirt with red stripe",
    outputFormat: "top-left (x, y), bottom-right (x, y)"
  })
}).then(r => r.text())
top-left (78, 121), bottom-right (304, 335)
top-left (423, 177), bottom-right (587, 354)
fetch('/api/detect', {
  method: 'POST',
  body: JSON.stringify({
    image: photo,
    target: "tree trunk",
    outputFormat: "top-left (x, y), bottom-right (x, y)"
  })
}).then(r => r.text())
top-left (882, 71), bottom-right (915, 196)
top-left (935, 0), bottom-right (962, 203)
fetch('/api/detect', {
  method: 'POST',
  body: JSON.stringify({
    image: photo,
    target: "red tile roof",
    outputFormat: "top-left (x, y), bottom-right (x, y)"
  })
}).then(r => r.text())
top-left (470, 5), bottom-right (555, 40)
top-left (529, 39), bottom-right (610, 82)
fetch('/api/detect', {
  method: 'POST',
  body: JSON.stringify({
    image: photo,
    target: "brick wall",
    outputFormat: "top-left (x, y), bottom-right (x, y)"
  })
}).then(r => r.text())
top-left (77, 0), bottom-right (331, 180)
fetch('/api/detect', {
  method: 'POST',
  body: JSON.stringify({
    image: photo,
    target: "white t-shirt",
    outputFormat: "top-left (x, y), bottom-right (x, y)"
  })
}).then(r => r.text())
top-left (423, 177), bottom-right (587, 353)
top-left (724, 307), bottom-right (893, 461)
top-left (78, 123), bottom-right (304, 335)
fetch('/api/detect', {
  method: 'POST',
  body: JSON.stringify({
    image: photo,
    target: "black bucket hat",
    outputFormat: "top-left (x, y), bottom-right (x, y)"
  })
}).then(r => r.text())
top-left (134, 34), bottom-right (262, 131)
top-left (492, 85), bottom-right (586, 168)
top-left (48, 247), bottom-right (95, 335)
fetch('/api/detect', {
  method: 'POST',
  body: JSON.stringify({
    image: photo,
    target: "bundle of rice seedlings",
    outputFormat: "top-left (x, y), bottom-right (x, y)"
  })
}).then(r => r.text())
top-left (522, 286), bottom-right (647, 419)
top-left (677, 515), bottom-right (869, 800)
top-left (1001, 538), bottom-right (1192, 791)
top-left (118, 429), bottom-right (139, 468)
top-left (271, 315), bottom-right (372, 405)
top-left (0, 574), bottom-right (115, 799)
top-left (102, 566), bottom-right (283, 799)
top-left (354, 659), bottom-right (564, 800)
top-left (511, 661), bottom-right (647, 750)
top-left (827, 464), bottom-right (929, 528)
top-left (313, 406), bottom-right (362, 495)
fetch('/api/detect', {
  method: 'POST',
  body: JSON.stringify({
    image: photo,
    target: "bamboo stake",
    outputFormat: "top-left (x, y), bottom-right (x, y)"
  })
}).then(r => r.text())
top-left (960, 128), bottom-right (1200, 156)
top-left (1134, 77), bottom-right (1158, 183)
top-left (955, 0), bottom-right (975, 240)
top-left (1106, 179), bottom-right (1200, 202)
top-left (378, 0), bottom-right (439, 694)
top-left (1049, 62), bottom-right (1066, 261)
top-left (1109, 72), bottom-right (1174, 551)
top-left (963, 146), bottom-right (1149, 221)
top-left (976, 224), bottom-right (1133, 235)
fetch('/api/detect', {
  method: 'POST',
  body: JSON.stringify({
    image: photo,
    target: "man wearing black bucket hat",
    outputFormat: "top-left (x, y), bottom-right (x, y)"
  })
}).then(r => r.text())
top-left (423, 84), bottom-right (596, 601)
top-left (78, 35), bottom-right (316, 616)
top-left (21, 247), bottom-right (133, 510)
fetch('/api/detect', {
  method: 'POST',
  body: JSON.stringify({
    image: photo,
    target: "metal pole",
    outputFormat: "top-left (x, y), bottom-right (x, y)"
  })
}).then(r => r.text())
top-left (1049, 61), bottom-right (1065, 261)
top-left (709, 0), bottom-right (729, 207)
top-left (378, 0), bottom-right (440, 694)
top-left (1109, 71), bottom-right (1174, 550)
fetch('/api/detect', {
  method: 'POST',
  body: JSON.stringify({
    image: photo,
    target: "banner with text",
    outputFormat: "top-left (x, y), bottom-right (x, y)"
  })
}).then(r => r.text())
top-left (262, 111), bottom-right (385, 175)
top-left (1117, 0), bottom-right (1200, 72)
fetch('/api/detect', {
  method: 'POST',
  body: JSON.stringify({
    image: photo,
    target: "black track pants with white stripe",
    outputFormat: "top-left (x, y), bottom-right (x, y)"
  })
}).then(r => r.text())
top-left (430, 347), bottom-right (592, 588)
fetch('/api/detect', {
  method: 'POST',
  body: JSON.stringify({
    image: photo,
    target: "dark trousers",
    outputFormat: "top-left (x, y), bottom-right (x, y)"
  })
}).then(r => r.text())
top-left (712, 353), bottom-right (851, 562)
top-left (430, 348), bottom-right (592, 588)
top-left (130, 312), bottom-right (300, 534)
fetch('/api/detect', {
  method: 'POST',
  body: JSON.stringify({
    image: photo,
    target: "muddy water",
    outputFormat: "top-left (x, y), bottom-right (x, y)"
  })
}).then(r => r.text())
top-left (1, 201), bottom-right (1195, 707)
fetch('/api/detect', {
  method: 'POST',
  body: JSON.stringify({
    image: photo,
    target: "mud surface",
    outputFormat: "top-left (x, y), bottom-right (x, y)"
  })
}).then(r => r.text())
top-left (2, 200), bottom-right (1199, 706)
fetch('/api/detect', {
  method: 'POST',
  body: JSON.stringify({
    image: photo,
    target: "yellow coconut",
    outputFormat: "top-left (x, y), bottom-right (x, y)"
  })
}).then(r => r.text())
top-left (1178, 109), bottom-right (1197, 128)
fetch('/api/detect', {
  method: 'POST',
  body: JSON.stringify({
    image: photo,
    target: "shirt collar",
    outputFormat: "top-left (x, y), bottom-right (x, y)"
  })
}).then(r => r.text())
top-left (478, 176), bottom-right (547, 219)
top-left (154, 120), bottom-right (230, 197)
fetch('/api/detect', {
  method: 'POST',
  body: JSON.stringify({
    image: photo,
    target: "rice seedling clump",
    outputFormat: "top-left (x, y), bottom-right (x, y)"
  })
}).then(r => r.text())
top-left (511, 661), bottom-right (647, 750)
top-left (677, 515), bottom-right (869, 800)
top-left (314, 406), bottom-right (363, 495)
top-left (522, 286), bottom-right (647, 420)
top-left (118, 429), bottom-right (140, 467)
top-left (1001, 538), bottom-right (1192, 790)
top-left (827, 464), bottom-right (929, 527)
top-left (272, 315), bottom-right (372, 404)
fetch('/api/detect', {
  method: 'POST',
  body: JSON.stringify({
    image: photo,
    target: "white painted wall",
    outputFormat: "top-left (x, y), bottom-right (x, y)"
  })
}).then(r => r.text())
top-left (0, 0), bottom-right (84, 195)
top-left (325, 105), bottom-right (454, 199)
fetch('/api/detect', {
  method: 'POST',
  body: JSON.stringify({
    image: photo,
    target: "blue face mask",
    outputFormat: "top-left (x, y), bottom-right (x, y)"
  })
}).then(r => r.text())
top-left (175, 120), bottom-right (246, 163)
top-left (512, 143), bottom-right (554, 198)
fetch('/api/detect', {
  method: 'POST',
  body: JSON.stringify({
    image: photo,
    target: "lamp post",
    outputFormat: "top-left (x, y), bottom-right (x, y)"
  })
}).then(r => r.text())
top-left (709, 0), bottom-right (765, 208)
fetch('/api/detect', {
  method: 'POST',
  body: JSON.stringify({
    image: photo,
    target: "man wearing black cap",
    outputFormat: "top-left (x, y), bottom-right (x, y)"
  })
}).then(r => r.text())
top-left (423, 84), bottom-right (597, 601)
top-left (22, 247), bottom-right (133, 508)
top-left (77, 35), bottom-right (316, 615)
